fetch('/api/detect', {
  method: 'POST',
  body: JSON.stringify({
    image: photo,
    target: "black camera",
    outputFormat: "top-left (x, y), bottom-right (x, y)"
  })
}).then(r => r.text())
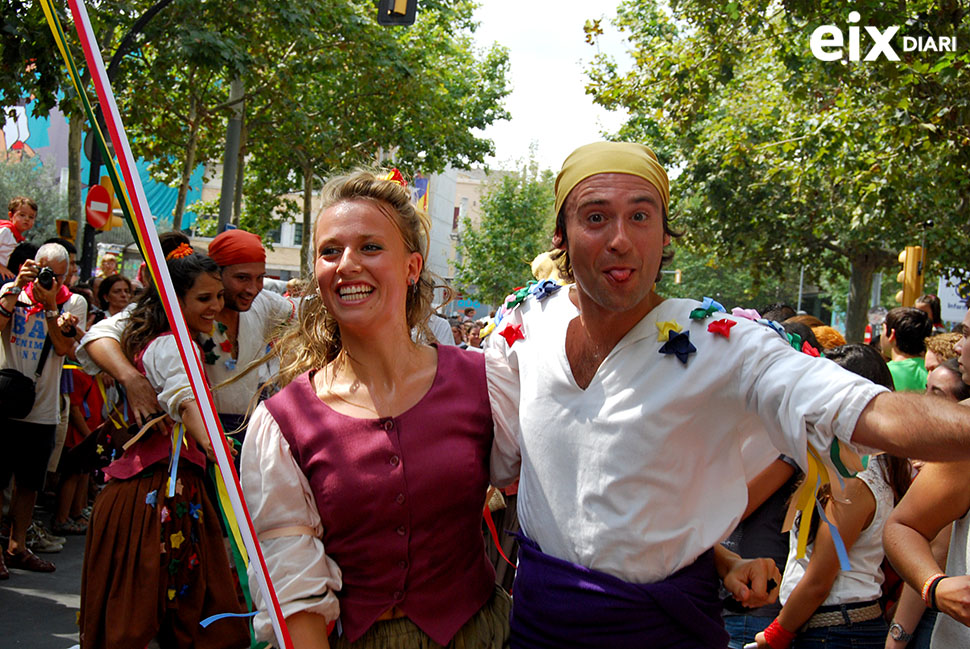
top-left (37, 267), bottom-right (56, 290)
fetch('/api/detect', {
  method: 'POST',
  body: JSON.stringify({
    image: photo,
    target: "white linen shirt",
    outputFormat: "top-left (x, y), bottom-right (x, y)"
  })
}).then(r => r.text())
top-left (77, 291), bottom-right (294, 416)
top-left (484, 288), bottom-right (885, 584)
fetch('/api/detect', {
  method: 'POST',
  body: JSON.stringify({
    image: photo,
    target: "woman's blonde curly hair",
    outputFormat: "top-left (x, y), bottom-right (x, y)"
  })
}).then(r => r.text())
top-left (273, 168), bottom-right (443, 388)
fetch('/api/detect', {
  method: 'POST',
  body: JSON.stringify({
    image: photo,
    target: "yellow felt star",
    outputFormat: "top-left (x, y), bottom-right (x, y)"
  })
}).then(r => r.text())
top-left (96, 444), bottom-right (104, 455)
top-left (480, 321), bottom-right (496, 338)
top-left (167, 588), bottom-right (176, 600)
top-left (656, 320), bottom-right (682, 342)
top-left (170, 531), bottom-right (185, 550)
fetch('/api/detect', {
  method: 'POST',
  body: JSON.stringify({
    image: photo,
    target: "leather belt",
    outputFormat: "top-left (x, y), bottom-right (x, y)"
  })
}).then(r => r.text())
top-left (802, 602), bottom-right (882, 630)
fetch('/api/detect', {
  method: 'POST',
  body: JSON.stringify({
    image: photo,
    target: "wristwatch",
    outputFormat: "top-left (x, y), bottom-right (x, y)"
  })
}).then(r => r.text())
top-left (1, 285), bottom-right (21, 298)
top-left (889, 622), bottom-right (913, 642)
top-left (44, 309), bottom-right (59, 320)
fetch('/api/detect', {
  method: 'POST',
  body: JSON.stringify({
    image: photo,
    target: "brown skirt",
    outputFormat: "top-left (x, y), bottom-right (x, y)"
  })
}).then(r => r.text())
top-left (329, 586), bottom-right (511, 649)
top-left (79, 465), bottom-right (250, 649)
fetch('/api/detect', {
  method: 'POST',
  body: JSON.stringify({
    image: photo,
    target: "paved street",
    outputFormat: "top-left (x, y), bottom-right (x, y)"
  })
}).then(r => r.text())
top-left (0, 530), bottom-right (84, 649)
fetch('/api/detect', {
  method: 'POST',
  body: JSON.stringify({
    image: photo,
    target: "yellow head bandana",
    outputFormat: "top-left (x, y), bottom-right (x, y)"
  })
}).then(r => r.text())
top-left (554, 142), bottom-right (670, 217)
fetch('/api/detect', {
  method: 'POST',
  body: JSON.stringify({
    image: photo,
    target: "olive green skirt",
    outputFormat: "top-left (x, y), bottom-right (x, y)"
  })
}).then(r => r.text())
top-left (329, 586), bottom-right (511, 649)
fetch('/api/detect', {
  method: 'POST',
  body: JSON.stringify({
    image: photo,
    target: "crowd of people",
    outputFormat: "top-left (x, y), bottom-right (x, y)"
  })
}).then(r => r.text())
top-left (1, 141), bottom-right (970, 649)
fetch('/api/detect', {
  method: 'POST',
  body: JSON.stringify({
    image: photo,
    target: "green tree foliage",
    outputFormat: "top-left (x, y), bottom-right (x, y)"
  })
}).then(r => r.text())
top-left (240, 0), bottom-right (511, 276)
top-left (453, 165), bottom-right (554, 306)
top-left (585, 0), bottom-right (970, 340)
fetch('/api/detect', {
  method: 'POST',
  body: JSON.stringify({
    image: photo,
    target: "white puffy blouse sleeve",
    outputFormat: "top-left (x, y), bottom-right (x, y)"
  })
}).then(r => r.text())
top-left (141, 336), bottom-right (196, 420)
top-left (241, 402), bottom-right (342, 642)
top-left (75, 306), bottom-right (131, 375)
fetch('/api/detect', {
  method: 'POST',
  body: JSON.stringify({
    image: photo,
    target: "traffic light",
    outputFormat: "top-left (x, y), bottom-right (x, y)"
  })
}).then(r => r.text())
top-left (895, 246), bottom-right (924, 306)
top-left (377, 0), bottom-right (416, 25)
top-left (55, 219), bottom-right (77, 241)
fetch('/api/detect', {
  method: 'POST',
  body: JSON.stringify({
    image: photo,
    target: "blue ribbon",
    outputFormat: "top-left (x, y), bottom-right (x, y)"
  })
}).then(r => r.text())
top-left (814, 498), bottom-right (852, 571)
top-left (199, 611), bottom-right (258, 628)
top-left (167, 423), bottom-right (184, 498)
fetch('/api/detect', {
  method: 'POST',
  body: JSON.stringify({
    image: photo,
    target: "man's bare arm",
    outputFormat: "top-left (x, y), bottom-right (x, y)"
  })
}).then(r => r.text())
top-left (852, 392), bottom-right (970, 461)
top-left (84, 337), bottom-right (159, 425)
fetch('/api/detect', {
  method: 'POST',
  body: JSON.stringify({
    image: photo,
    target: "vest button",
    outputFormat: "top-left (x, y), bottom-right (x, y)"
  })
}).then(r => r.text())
top-left (389, 455), bottom-right (400, 466)
top-left (383, 419), bottom-right (394, 431)
top-left (398, 560), bottom-right (407, 570)
top-left (395, 493), bottom-right (406, 505)
top-left (397, 525), bottom-right (406, 536)
top-left (393, 590), bottom-right (403, 600)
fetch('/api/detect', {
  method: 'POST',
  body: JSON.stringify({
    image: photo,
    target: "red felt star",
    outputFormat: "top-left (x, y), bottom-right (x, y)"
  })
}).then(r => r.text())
top-left (219, 340), bottom-right (233, 353)
top-left (801, 340), bottom-right (820, 357)
top-left (707, 318), bottom-right (737, 338)
top-left (499, 323), bottom-right (525, 346)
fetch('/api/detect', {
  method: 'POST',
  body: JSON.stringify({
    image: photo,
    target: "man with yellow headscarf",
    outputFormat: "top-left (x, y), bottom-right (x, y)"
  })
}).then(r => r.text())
top-left (483, 141), bottom-right (970, 648)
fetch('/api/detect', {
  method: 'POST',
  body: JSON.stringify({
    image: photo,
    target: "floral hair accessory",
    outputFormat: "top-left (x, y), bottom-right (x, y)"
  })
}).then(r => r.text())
top-left (383, 168), bottom-right (407, 187)
top-left (166, 242), bottom-right (194, 260)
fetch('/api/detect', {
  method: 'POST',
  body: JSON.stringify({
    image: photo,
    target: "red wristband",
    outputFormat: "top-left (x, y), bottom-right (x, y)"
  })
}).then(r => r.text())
top-left (763, 618), bottom-right (796, 649)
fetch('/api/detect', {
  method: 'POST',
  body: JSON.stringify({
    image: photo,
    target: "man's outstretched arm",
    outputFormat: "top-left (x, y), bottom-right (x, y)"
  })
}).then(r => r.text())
top-left (851, 392), bottom-right (970, 461)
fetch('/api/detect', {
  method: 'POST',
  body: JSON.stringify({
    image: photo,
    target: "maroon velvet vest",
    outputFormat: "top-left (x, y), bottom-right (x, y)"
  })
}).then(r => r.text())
top-left (264, 345), bottom-right (496, 644)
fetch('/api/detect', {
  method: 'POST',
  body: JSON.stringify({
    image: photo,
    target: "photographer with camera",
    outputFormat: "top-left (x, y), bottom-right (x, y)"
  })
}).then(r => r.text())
top-left (0, 242), bottom-right (86, 579)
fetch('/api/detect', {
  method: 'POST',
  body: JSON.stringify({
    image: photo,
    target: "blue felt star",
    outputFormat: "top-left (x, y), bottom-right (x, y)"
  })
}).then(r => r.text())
top-left (756, 318), bottom-right (787, 339)
top-left (224, 358), bottom-right (237, 371)
top-left (145, 490), bottom-right (158, 508)
top-left (189, 502), bottom-right (202, 520)
top-left (700, 296), bottom-right (725, 313)
top-left (658, 331), bottom-right (697, 365)
top-left (529, 279), bottom-right (561, 301)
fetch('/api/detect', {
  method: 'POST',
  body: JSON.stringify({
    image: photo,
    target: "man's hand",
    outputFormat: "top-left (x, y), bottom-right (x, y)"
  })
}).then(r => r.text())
top-left (57, 311), bottom-right (79, 334)
top-left (32, 274), bottom-right (58, 309)
top-left (723, 556), bottom-right (781, 609)
top-left (13, 259), bottom-right (38, 288)
top-left (121, 372), bottom-right (161, 426)
top-left (936, 576), bottom-right (970, 627)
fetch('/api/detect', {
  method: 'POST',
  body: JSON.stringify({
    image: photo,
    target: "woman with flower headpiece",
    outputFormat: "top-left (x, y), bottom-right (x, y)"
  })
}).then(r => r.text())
top-left (79, 245), bottom-right (249, 649)
top-left (241, 169), bottom-right (510, 648)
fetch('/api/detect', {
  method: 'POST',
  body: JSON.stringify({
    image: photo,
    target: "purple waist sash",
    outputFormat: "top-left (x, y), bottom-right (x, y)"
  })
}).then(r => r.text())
top-left (510, 535), bottom-right (729, 649)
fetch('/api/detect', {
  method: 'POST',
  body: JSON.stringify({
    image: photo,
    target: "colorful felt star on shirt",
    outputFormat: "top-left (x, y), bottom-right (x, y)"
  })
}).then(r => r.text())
top-left (224, 358), bottom-right (237, 371)
top-left (499, 323), bottom-right (525, 347)
top-left (175, 479), bottom-right (184, 495)
top-left (160, 506), bottom-right (171, 523)
top-left (189, 502), bottom-right (202, 520)
top-left (801, 340), bottom-right (821, 357)
top-left (731, 307), bottom-right (761, 321)
top-left (480, 321), bottom-right (496, 338)
top-left (787, 332), bottom-right (803, 351)
top-left (707, 318), bottom-right (737, 338)
top-left (756, 318), bottom-right (787, 339)
top-left (188, 552), bottom-right (199, 570)
top-left (656, 320), bottom-right (682, 342)
top-left (145, 490), bottom-right (158, 508)
top-left (529, 279), bottom-right (561, 301)
top-left (658, 331), bottom-right (696, 364)
top-left (219, 340), bottom-right (233, 353)
top-left (170, 531), bottom-right (186, 550)
top-left (689, 296), bottom-right (726, 320)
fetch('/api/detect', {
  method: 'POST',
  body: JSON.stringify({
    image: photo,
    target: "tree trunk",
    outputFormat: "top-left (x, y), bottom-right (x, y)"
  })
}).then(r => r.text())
top-left (845, 253), bottom-right (878, 343)
top-left (172, 98), bottom-right (200, 232)
top-left (300, 165), bottom-right (313, 278)
top-left (232, 116), bottom-right (247, 226)
top-left (67, 116), bottom-right (84, 248)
